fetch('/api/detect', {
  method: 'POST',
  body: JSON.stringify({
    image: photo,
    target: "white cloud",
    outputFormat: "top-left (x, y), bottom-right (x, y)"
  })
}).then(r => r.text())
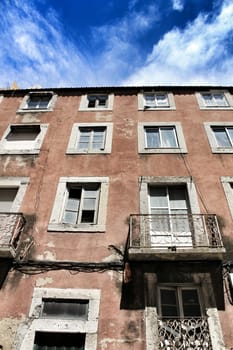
top-left (172, 0), bottom-right (184, 11)
top-left (125, 0), bottom-right (233, 85)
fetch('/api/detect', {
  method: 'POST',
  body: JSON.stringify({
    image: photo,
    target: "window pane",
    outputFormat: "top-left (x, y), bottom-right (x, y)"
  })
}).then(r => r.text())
top-left (213, 128), bottom-right (231, 147)
top-left (0, 188), bottom-right (18, 211)
top-left (66, 189), bottom-right (81, 210)
top-left (156, 94), bottom-right (169, 106)
top-left (92, 129), bottom-right (105, 150)
top-left (144, 94), bottom-right (155, 106)
top-left (182, 289), bottom-right (201, 317)
top-left (42, 299), bottom-right (88, 319)
top-left (34, 331), bottom-right (85, 349)
top-left (227, 128), bottom-right (233, 144)
top-left (160, 127), bottom-right (177, 147)
top-left (160, 289), bottom-right (179, 317)
top-left (81, 210), bottom-right (95, 223)
top-left (169, 187), bottom-right (188, 209)
top-left (63, 211), bottom-right (78, 224)
top-left (202, 94), bottom-right (214, 106)
top-left (6, 125), bottom-right (40, 141)
top-left (150, 187), bottom-right (168, 208)
top-left (146, 128), bottom-right (160, 148)
top-left (213, 93), bottom-right (228, 106)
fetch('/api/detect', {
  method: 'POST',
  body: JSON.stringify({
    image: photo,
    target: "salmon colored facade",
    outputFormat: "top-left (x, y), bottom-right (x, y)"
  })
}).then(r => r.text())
top-left (0, 86), bottom-right (232, 349)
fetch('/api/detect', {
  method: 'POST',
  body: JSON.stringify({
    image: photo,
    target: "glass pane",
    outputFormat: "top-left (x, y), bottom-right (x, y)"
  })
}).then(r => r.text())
top-left (161, 128), bottom-right (177, 147)
top-left (151, 208), bottom-right (170, 231)
top-left (150, 187), bottom-right (168, 208)
top-left (227, 128), bottom-right (233, 144)
top-left (156, 94), bottom-right (169, 106)
top-left (0, 188), bottom-right (18, 211)
top-left (160, 289), bottom-right (179, 317)
top-left (83, 198), bottom-right (96, 210)
top-left (213, 128), bottom-right (231, 147)
top-left (169, 187), bottom-right (188, 209)
top-left (146, 128), bottom-right (160, 148)
top-left (213, 93), bottom-right (228, 106)
top-left (81, 210), bottom-right (95, 223)
top-left (202, 93), bottom-right (214, 106)
top-left (66, 189), bottom-right (81, 210)
top-left (171, 209), bottom-right (190, 232)
top-left (42, 299), bottom-right (88, 319)
top-left (144, 94), bottom-right (155, 106)
top-left (63, 211), bottom-right (78, 224)
top-left (182, 289), bottom-right (201, 317)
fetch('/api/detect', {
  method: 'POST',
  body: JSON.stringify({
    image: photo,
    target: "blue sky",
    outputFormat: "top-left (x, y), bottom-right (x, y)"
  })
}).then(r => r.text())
top-left (0, 0), bottom-right (233, 88)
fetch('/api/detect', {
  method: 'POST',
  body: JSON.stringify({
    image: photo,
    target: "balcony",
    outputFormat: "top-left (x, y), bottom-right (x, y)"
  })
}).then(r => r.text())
top-left (128, 214), bottom-right (225, 260)
top-left (158, 317), bottom-right (212, 349)
top-left (0, 213), bottom-right (26, 258)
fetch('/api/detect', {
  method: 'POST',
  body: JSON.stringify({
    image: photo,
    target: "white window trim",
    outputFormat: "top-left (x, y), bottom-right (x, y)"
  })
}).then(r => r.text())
top-left (138, 91), bottom-right (176, 110)
top-left (0, 124), bottom-right (49, 154)
top-left (138, 122), bottom-right (187, 154)
top-left (18, 288), bottom-right (100, 350)
top-left (0, 95), bottom-right (3, 104)
top-left (139, 176), bottom-right (200, 215)
top-left (17, 91), bottom-right (57, 112)
top-left (0, 177), bottom-right (29, 212)
top-left (79, 93), bottom-right (114, 111)
top-left (66, 123), bottom-right (113, 154)
top-left (48, 177), bottom-right (109, 232)
top-left (221, 176), bottom-right (233, 220)
top-left (196, 90), bottom-right (233, 109)
top-left (204, 122), bottom-right (233, 153)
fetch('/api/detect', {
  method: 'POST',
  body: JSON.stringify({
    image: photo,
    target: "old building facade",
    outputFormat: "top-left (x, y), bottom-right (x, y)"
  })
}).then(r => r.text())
top-left (0, 86), bottom-right (232, 349)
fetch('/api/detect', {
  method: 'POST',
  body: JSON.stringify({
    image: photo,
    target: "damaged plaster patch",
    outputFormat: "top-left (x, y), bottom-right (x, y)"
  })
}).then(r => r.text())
top-left (99, 337), bottom-right (142, 349)
top-left (21, 114), bottom-right (40, 123)
top-left (0, 316), bottom-right (26, 350)
top-left (46, 241), bottom-right (55, 248)
top-left (35, 277), bottom-right (53, 287)
top-left (96, 113), bottom-right (112, 122)
top-left (37, 250), bottom-right (56, 260)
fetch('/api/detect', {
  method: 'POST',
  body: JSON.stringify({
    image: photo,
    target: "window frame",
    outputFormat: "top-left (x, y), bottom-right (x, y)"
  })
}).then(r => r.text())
top-left (18, 287), bottom-right (100, 350)
top-left (0, 124), bottom-right (48, 154)
top-left (17, 91), bottom-right (57, 112)
top-left (79, 93), bottom-right (114, 111)
top-left (0, 177), bottom-right (29, 213)
top-left (138, 122), bottom-right (187, 154)
top-left (221, 177), bottom-right (233, 220)
top-left (196, 90), bottom-right (233, 109)
top-left (204, 122), bottom-right (233, 153)
top-left (48, 177), bottom-right (109, 232)
top-left (66, 123), bottom-right (113, 154)
top-left (138, 91), bottom-right (176, 110)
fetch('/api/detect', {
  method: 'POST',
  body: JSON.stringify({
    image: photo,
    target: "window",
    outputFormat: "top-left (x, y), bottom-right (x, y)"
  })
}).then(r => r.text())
top-left (0, 177), bottom-right (29, 212)
top-left (19, 288), bottom-right (100, 350)
top-left (48, 177), bottom-right (109, 232)
top-left (196, 90), bottom-right (233, 109)
top-left (79, 93), bottom-right (114, 111)
top-left (67, 123), bottom-right (113, 154)
top-left (204, 122), bottom-right (233, 153)
top-left (34, 332), bottom-right (85, 350)
top-left (138, 91), bottom-right (175, 110)
top-left (138, 122), bottom-right (187, 153)
top-left (158, 286), bottom-right (202, 317)
top-left (221, 177), bottom-right (233, 220)
top-left (0, 124), bottom-right (48, 154)
top-left (18, 91), bottom-right (57, 112)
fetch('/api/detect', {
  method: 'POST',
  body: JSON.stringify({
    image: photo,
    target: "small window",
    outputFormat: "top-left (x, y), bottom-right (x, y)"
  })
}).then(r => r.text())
top-left (18, 91), bottom-right (57, 112)
top-left (212, 126), bottom-right (233, 147)
top-left (158, 286), bottom-right (202, 317)
top-left (0, 188), bottom-right (19, 212)
top-left (145, 127), bottom-right (178, 148)
top-left (0, 124), bottom-right (48, 154)
top-left (204, 123), bottom-right (233, 153)
top-left (138, 91), bottom-right (175, 110)
top-left (63, 184), bottom-right (99, 225)
top-left (48, 177), bottom-right (109, 232)
top-left (41, 298), bottom-right (89, 319)
top-left (138, 122), bottom-right (187, 154)
top-left (6, 125), bottom-right (41, 141)
top-left (196, 91), bottom-right (233, 109)
top-left (66, 123), bottom-right (113, 155)
top-left (34, 331), bottom-right (85, 350)
top-left (79, 94), bottom-right (114, 111)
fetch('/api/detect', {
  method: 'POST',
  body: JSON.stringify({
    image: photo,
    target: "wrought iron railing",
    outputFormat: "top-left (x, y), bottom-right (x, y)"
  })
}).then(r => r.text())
top-left (0, 213), bottom-right (25, 257)
top-left (158, 317), bottom-right (212, 349)
top-left (129, 214), bottom-right (223, 249)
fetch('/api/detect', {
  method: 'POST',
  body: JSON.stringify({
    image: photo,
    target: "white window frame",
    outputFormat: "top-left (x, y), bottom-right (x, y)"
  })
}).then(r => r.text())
top-left (138, 91), bottom-right (176, 110)
top-left (0, 124), bottom-right (48, 154)
top-left (196, 90), bottom-right (233, 109)
top-left (0, 95), bottom-right (3, 104)
top-left (18, 288), bottom-right (100, 350)
top-left (221, 177), bottom-right (233, 220)
top-left (79, 93), bottom-right (114, 111)
top-left (48, 177), bottom-right (109, 232)
top-left (204, 122), bottom-right (233, 153)
top-left (0, 177), bottom-right (29, 212)
top-left (17, 91), bottom-right (57, 112)
top-left (138, 122), bottom-right (187, 154)
top-left (139, 177), bottom-right (200, 215)
top-left (66, 123), bottom-right (113, 154)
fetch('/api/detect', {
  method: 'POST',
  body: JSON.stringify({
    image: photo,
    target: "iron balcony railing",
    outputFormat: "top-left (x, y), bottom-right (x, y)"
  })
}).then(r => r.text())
top-left (129, 214), bottom-right (223, 249)
top-left (158, 317), bottom-right (212, 349)
top-left (0, 213), bottom-right (26, 257)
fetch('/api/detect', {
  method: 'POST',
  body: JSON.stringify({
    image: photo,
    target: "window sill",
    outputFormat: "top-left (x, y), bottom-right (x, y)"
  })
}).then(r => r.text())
top-left (48, 223), bottom-right (106, 232)
top-left (199, 106), bottom-right (233, 110)
top-left (139, 148), bottom-right (187, 154)
top-left (66, 149), bottom-right (110, 155)
top-left (0, 149), bottom-right (40, 155)
top-left (211, 148), bottom-right (233, 153)
top-left (17, 108), bottom-right (53, 113)
top-left (138, 107), bottom-right (176, 111)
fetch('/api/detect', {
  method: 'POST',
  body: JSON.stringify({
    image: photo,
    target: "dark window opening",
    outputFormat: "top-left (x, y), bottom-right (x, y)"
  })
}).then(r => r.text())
top-left (6, 125), bottom-right (41, 141)
top-left (41, 298), bottom-right (89, 319)
top-left (33, 332), bottom-right (85, 350)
